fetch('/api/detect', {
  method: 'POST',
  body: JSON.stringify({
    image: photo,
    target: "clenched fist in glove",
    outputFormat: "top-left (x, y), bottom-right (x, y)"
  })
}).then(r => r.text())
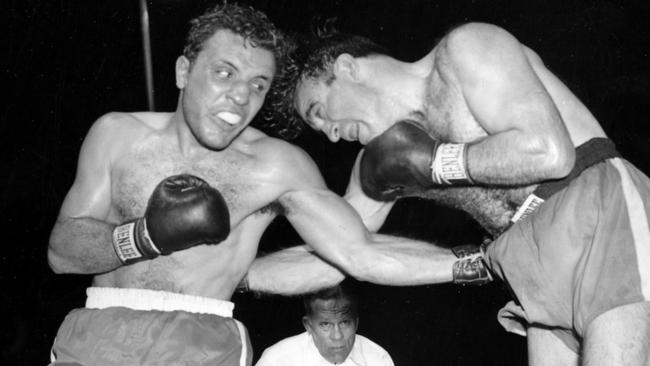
top-left (360, 120), bottom-right (473, 201)
top-left (112, 174), bottom-right (230, 265)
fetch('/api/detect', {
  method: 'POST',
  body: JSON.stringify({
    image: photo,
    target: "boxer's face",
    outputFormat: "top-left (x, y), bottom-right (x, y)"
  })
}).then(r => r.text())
top-left (295, 76), bottom-right (395, 145)
top-left (303, 298), bottom-right (358, 364)
top-left (176, 30), bottom-right (275, 150)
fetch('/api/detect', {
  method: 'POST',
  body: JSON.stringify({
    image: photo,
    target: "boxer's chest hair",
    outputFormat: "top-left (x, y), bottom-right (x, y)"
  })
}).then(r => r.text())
top-left (111, 140), bottom-right (265, 224)
top-left (419, 65), bottom-right (533, 235)
top-left (423, 62), bottom-right (485, 143)
top-left (419, 185), bottom-right (530, 237)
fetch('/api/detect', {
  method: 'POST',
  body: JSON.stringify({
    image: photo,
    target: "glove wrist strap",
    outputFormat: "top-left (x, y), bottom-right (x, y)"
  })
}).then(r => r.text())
top-left (451, 244), bottom-right (492, 286)
top-left (431, 143), bottom-right (473, 185)
top-left (112, 218), bottom-right (159, 265)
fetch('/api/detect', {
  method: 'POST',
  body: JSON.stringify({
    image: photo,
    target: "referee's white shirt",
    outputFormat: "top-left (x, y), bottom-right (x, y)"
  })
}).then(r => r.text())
top-left (256, 331), bottom-right (394, 366)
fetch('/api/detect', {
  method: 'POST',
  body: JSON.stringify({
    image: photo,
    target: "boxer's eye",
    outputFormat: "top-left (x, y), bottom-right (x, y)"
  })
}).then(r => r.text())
top-left (214, 68), bottom-right (232, 79)
top-left (250, 78), bottom-right (268, 93)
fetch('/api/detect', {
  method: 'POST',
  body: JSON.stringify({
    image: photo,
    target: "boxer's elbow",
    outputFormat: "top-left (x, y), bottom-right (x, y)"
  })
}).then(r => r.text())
top-left (540, 137), bottom-right (575, 179)
top-left (332, 247), bottom-right (375, 282)
top-left (527, 134), bottom-right (575, 180)
top-left (47, 239), bottom-right (78, 274)
top-left (335, 246), bottom-right (400, 284)
top-left (48, 246), bottom-right (68, 274)
top-left (344, 257), bottom-right (404, 285)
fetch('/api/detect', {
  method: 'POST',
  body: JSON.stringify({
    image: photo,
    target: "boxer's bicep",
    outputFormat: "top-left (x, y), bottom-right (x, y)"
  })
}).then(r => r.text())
top-left (49, 115), bottom-right (123, 273)
top-left (58, 114), bottom-right (118, 220)
top-left (281, 188), bottom-right (372, 275)
top-left (265, 141), bottom-right (363, 272)
top-left (272, 143), bottom-right (453, 286)
top-left (281, 188), bottom-right (455, 286)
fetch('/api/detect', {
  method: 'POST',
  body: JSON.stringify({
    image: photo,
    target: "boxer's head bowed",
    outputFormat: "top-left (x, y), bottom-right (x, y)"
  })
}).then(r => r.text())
top-left (262, 26), bottom-right (388, 140)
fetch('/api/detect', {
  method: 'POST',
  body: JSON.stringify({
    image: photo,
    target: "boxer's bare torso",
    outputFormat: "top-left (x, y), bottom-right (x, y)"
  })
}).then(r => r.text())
top-left (88, 111), bottom-right (306, 299)
top-left (415, 24), bottom-right (606, 235)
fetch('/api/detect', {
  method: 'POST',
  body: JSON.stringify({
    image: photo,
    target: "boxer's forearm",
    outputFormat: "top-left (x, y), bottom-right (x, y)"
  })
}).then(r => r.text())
top-left (48, 216), bottom-right (122, 274)
top-left (246, 245), bottom-right (345, 295)
top-left (465, 128), bottom-right (574, 185)
top-left (343, 234), bottom-right (456, 285)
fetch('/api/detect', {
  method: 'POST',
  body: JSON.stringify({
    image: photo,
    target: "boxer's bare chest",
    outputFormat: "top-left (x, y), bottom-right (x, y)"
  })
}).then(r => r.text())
top-left (97, 136), bottom-right (280, 293)
top-left (110, 137), bottom-right (274, 228)
top-left (417, 64), bottom-right (531, 236)
top-left (422, 63), bottom-right (485, 143)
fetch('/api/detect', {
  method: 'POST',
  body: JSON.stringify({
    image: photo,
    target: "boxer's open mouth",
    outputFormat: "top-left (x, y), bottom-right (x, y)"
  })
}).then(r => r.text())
top-left (217, 111), bottom-right (242, 125)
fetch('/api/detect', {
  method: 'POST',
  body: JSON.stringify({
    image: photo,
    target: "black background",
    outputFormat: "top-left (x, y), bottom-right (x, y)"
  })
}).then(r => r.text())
top-left (3, 0), bottom-right (650, 365)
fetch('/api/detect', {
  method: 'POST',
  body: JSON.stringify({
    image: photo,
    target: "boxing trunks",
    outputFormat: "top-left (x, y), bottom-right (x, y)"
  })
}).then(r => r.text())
top-left (484, 138), bottom-right (650, 351)
top-left (49, 287), bottom-right (252, 366)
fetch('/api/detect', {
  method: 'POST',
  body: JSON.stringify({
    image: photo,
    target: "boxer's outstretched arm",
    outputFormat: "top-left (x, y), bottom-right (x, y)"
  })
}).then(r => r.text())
top-left (246, 245), bottom-right (345, 295)
top-left (270, 144), bottom-right (457, 287)
top-left (285, 188), bottom-right (456, 286)
top-left (48, 114), bottom-right (126, 273)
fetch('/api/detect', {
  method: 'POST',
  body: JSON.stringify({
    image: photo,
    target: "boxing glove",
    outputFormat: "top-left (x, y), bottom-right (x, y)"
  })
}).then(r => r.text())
top-left (112, 174), bottom-right (230, 265)
top-left (360, 120), bottom-right (473, 201)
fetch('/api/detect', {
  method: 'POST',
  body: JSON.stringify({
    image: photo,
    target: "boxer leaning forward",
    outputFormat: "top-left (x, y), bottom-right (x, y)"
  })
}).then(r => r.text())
top-left (275, 23), bottom-right (650, 365)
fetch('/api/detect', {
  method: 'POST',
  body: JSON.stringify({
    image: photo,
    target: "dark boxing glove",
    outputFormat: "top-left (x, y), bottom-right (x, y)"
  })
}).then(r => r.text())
top-left (112, 174), bottom-right (230, 265)
top-left (360, 120), bottom-right (473, 201)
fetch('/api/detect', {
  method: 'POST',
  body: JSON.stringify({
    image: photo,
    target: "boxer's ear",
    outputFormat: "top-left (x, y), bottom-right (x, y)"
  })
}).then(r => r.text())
top-left (333, 53), bottom-right (360, 83)
top-left (175, 56), bottom-right (190, 89)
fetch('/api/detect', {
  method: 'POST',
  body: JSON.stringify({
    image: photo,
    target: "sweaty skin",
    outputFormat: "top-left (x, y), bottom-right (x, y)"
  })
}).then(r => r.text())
top-left (90, 114), bottom-right (317, 297)
top-left (295, 23), bottom-right (606, 236)
top-left (49, 31), bottom-right (285, 298)
top-left (49, 30), bottom-right (459, 301)
top-left (295, 22), bottom-right (649, 366)
top-left (417, 24), bottom-right (605, 235)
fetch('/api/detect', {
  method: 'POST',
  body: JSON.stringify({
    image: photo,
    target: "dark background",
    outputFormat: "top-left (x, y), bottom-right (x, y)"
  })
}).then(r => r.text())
top-left (3, 0), bottom-right (650, 364)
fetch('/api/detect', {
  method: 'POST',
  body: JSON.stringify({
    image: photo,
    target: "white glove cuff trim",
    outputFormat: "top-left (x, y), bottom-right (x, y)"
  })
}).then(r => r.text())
top-left (431, 143), bottom-right (473, 185)
top-left (112, 222), bottom-right (144, 263)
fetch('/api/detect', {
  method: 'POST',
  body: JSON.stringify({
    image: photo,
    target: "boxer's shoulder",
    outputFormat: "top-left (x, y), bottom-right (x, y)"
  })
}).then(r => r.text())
top-left (443, 23), bottom-right (514, 51)
top-left (88, 112), bottom-right (164, 148)
top-left (243, 130), bottom-right (313, 167)
top-left (435, 23), bottom-right (521, 78)
top-left (244, 131), bottom-right (326, 188)
top-left (93, 111), bottom-right (166, 130)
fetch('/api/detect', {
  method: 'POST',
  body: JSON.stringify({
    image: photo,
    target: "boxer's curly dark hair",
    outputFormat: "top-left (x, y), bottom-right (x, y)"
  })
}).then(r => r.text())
top-left (183, 2), bottom-right (291, 72)
top-left (260, 21), bottom-right (389, 140)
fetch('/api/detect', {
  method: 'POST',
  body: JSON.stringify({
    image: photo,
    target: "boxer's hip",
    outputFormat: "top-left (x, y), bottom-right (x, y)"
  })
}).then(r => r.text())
top-left (485, 157), bottom-right (650, 348)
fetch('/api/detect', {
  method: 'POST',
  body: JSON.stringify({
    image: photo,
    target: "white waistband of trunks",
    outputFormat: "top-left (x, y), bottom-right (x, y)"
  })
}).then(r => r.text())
top-left (85, 287), bottom-right (234, 317)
